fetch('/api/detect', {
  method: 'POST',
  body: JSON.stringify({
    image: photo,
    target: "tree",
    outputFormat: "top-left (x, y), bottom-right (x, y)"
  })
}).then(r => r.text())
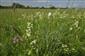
top-left (49, 6), bottom-right (56, 9)
top-left (40, 6), bottom-right (45, 9)
top-left (0, 5), bottom-right (2, 8)
top-left (12, 3), bottom-right (25, 12)
top-left (48, 4), bottom-right (56, 9)
top-left (26, 6), bottom-right (30, 8)
top-left (12, 3), bottom-right (25, 8)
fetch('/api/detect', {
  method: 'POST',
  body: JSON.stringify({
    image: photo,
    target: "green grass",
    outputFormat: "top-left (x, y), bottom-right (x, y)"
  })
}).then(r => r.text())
top-left (0, 8), bottom-right (85, 56)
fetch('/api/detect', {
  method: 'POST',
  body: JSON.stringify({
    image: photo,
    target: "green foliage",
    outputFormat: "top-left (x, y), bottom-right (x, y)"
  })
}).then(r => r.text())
top-left (0, 9), bottom-right (85, 56)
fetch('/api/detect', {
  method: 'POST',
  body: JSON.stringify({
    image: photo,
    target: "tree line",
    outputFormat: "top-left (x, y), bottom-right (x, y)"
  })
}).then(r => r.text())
top-left (0, 3), bottom-right (57, 9)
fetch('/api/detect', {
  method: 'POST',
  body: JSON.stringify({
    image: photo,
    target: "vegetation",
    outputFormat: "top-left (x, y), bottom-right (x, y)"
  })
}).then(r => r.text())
top-left (0, 9), bottom-right (85, 56)
top-left (0, 3), bottom-right (64, 9)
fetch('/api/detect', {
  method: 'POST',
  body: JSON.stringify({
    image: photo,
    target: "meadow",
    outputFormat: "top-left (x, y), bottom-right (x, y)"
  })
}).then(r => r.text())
top-left (0, 9), bottom-right (85, 56)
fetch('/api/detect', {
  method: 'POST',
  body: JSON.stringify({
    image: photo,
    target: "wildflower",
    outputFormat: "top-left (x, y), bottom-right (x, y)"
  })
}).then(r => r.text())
top-left (27, 26), bottom-right (31, 29)
top-left (64, 48), bottom-right (69, 52)
top-left (72, 48), bottom-right (75, 51)
top-left (26, 33), bottom-right (31, 37)
top-left (74, 21), bottom-right (79, 27)
top-left (26, 29), bottom-right (28, 33)
top-left (27, 22), bottom-right (33, 29)
top-left (25, 22), bottom-right (33, 38)
top-left (12, 35), bottom-right (23, 44)
top-left (36, 11), bottom-right (40, 15)
top-left (27, 22), bottom-right (31, 27)
top-left (28, 50), bottom-right (32, 55)
top-left (22, 14), bottom-right (26, 18)
top-left (30, 39), bottom-right (37, 45)
top-left (48, 12), bottom-right (52, 17)
top-left (62, 44), bottom-right (68, 48)
top-left (69, 27), bottom-right (73, 31)
top-left (39, 14), bottom-right (42, 20)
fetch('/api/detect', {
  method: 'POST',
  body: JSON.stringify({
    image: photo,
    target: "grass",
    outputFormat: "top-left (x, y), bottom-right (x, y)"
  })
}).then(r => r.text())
top-left (0, 8), bottom-right (85, 56)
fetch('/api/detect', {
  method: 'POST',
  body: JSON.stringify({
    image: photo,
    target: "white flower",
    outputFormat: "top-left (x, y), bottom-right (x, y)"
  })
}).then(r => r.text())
top-left (21, 14), bottom-right (26, 18)
top-left (28, 50), bottom-right (32, 55)
top-left (25, 22), bottom-right (33, 38)
top-left (69, 27), bottom-right (73, 31)
top-left (27, 26), bottom-right (31, 29)
top-left (27, 22), bottom-right (31, 27)
top-left (27, 22), bottom-right (33, 29)
top-left (72, 48), bottom-right (75, 51)
top-left (30, 39), bottom-right (37, 45)
top-left (62, 44), bottom-right (68, 48)
top-left (26, 33), bottom-right (31, 37)
top-left (48, 12), bottom-right (52, 17)
top-left (36, 12), bottom-right (40, 15)
top-left (74, 21), bottom-right (79, 27)
top-left (26, 29), bottom-right (28, 32)
top-left (64, 48), bottom-right (69, 52)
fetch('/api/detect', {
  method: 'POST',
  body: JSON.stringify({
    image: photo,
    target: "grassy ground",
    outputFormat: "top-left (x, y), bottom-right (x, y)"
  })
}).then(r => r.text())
top-left (0, 9), bottom-right (85, 56)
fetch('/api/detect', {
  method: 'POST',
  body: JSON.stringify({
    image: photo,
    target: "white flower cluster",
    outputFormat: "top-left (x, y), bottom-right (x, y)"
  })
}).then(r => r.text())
top-left (30, 39), bottom-right (37, 45)
top-left (26, 22), bottom-right (33, 37)
top-left (48, 12), bottom-right (52, 17)
top-left (36, 11), bottom-right (40, 15)
top-left (62, 44), bottom-right (69, 52)
top-left (64, 48), bottom-right (69, 52)
top-left (69, 27), bottom-right (73, 31)
top-left (61, 44), bottom-right (76, 53)
top-left (28, 49), bottom-right (32, 55)
top-left (74, 20), bottom-right (79, 28)
top-left (71, 48), bottom-right (75, 51)
top-left (21, 14), bottom-right (27, 19)
top-left (62, 44), bottom-right (68, 48)
top-left (69, 20), bottom-right (79, 31)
